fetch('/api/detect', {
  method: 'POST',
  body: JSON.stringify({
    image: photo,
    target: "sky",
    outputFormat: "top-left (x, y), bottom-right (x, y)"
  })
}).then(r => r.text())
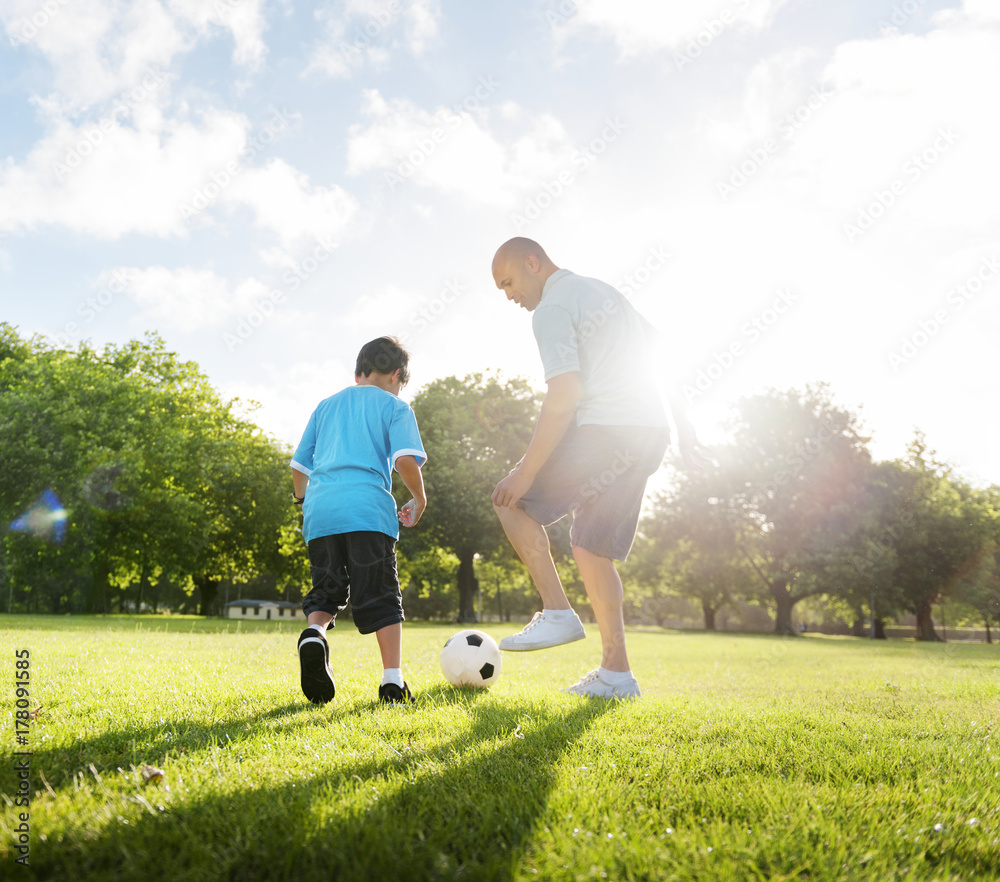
top-left (1, 0), bottom-right (998, 488)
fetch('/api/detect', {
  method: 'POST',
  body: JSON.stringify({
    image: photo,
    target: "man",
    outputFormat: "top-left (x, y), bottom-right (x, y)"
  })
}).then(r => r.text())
top-left (491, 237), bottom-right (706, 698)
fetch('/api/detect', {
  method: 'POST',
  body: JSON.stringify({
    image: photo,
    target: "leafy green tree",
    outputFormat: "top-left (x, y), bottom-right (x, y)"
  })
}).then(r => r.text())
top-left (405, 373), bottom-right (539, 621)
top-left (712, 385), bottom-right (873, 635)
top-left (877, 438), bottom-right (996, 640)
top-left (628, 455), bottom-right (755, 630)
top-left (0, 326), bottom-right (300, 615)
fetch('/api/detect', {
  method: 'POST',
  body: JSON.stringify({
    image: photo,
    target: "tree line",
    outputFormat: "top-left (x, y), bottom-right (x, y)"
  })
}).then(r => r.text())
top-left (2, 326), bottom-right (997, 640)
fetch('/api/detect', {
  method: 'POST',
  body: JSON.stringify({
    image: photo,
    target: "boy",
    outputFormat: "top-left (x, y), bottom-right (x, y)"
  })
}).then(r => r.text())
top-left (291, 336), bottom-right (427, 705)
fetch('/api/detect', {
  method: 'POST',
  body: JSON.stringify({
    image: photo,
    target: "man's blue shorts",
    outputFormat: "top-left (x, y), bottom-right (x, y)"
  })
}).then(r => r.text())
top-left (517, 423), bottom-right (669, 561)
top-left (302, 531), bottom-right (404, 634)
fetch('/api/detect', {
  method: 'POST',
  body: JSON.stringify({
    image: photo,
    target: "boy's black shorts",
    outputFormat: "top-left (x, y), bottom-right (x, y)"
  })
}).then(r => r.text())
top-left (302, 531), bottom-right (403, 634)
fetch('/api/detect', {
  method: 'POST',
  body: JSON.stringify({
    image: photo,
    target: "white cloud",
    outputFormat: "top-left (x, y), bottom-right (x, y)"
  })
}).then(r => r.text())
top-left (345, 89), bottom-right (596, 207)
top-left (0, 97), bottom-right (348, 247)
top-left (932, 0), bottom-right (1000, 27)
top-left (404, 0), bottom-right (439, 53)
top-left (168, 0), bottom-right (269, 68)
top-left (305, 0), bottom-right (441, 79)
top-left (770, 16), bottom-right (1000, 245)
top-left (1, 0), bottom-right (268, 112)
top-left (224, 159), bottom-right (359, 250)
top-left (114, 266), bottom-right (270, 332)
top-left (561, 0), bottom-right (791, 56)
top-left (0, 103), bottom-right (247, 238)
top-left (4, 0), bottom-right (180, 110)
top-left (223, 358), bottom-right (354, 447)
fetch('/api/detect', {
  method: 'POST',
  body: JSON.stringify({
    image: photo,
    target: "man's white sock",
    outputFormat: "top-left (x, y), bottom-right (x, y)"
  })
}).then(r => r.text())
top-left (544, 608), bottom-right (576, 620)
top-left (599, 666), bottom-right (633, 683)
top-left (309, 623), bottom-right (327, 635)
top-left (381, 668), bottom-right (404, 688)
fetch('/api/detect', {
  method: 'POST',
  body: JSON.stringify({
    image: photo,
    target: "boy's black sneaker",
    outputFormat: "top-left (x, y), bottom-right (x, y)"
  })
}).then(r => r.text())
top-left (298, 628), bottom-right (335, 705)
top-left (378, 682), bottom-right (415, 704)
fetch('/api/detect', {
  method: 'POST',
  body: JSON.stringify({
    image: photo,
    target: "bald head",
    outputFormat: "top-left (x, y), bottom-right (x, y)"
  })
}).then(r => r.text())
top-left (491, 238), bottom-right (560, 312)
top-left (491, 238), bottom-right (555, 274)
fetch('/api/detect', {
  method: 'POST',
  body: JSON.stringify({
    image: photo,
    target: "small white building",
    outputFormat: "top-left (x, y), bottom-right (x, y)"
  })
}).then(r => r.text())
top-left (225, 599), bottom-right (304, 621)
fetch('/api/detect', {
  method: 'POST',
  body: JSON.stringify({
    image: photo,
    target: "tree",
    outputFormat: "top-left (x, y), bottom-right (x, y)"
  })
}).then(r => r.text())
top-left (405, 374), bottom-right (539, 621)
top-left (0, 326), bottom-right (300, 615)
top-left (629, 456), bottom-right (754, 630)
top-left (878, 438), bottom-right (996, 641)
top-left (716, 384), bottom-right (873, 635)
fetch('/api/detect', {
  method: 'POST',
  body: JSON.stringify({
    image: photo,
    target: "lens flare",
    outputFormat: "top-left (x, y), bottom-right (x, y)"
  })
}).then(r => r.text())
top-left (10, 489), bottom-right (67, 543)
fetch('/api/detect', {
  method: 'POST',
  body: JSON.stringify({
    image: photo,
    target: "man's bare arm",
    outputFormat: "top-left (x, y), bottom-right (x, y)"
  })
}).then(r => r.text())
top-left (492, 371), bottom-right (581, 509)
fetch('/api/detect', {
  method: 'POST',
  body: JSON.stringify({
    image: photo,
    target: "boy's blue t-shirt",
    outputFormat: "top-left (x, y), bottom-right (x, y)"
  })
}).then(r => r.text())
top-left (291, 385), bottom-right (426, 543)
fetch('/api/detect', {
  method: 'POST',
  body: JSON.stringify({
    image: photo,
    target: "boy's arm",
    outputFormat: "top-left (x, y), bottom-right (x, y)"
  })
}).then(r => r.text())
top-left (291, 466), bottom-right (309, 503)
top-left (395, 455), bottom-right (426, 527)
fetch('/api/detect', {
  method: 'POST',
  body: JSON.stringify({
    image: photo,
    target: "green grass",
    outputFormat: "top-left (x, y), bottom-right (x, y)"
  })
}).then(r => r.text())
top-left (1, 615), bottom-right (998, 881)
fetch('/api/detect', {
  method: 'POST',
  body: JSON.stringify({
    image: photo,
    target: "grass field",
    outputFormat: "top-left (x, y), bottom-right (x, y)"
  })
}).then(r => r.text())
top-left (1, 615), bottom-right (998, 881)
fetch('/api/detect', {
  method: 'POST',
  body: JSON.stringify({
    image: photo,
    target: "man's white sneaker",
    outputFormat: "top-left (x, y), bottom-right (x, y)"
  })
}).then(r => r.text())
top-left (498, 610), bottom-right (586, 651)
top-left (563, 668), bottom-right (641, 699)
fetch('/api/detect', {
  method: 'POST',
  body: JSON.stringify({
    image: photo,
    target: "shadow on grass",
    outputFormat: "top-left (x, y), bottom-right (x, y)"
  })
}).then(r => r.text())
top-left (26, 694), bottom-right (615, 882)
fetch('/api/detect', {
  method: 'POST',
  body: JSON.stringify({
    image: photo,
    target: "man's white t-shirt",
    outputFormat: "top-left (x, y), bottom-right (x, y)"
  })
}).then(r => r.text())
top-left (531, 269), bottom-right (669, 428)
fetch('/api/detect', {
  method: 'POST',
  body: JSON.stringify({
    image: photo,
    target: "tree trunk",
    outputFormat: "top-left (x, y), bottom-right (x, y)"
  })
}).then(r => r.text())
top-left (985, 616), bottom-right (992, 645)
top-left (874, 618), bottom-right (887, 639)
top-left (702, 600), bottom-right (716, 631)
top-left (88, 559), bottom-right (111, 614)
top-left (195, 575), bottom-right (221, 617)
top-left (915, 599), bottom-right (943, 641)
top-left (137, 570), bottom-right (150, 614)
top-left (456, 553), bottom-right (478, 623)
top-left (771, 579), bottom-right (797, 636)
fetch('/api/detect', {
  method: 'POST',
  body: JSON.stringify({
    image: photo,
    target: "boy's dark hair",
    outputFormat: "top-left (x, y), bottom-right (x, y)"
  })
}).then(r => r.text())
top-left (355, 336), bottom-right (410, 385)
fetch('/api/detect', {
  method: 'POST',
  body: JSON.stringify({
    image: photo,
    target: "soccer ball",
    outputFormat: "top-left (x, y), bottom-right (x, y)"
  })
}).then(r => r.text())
top-left (440, 629), bottom-right (502, 689)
